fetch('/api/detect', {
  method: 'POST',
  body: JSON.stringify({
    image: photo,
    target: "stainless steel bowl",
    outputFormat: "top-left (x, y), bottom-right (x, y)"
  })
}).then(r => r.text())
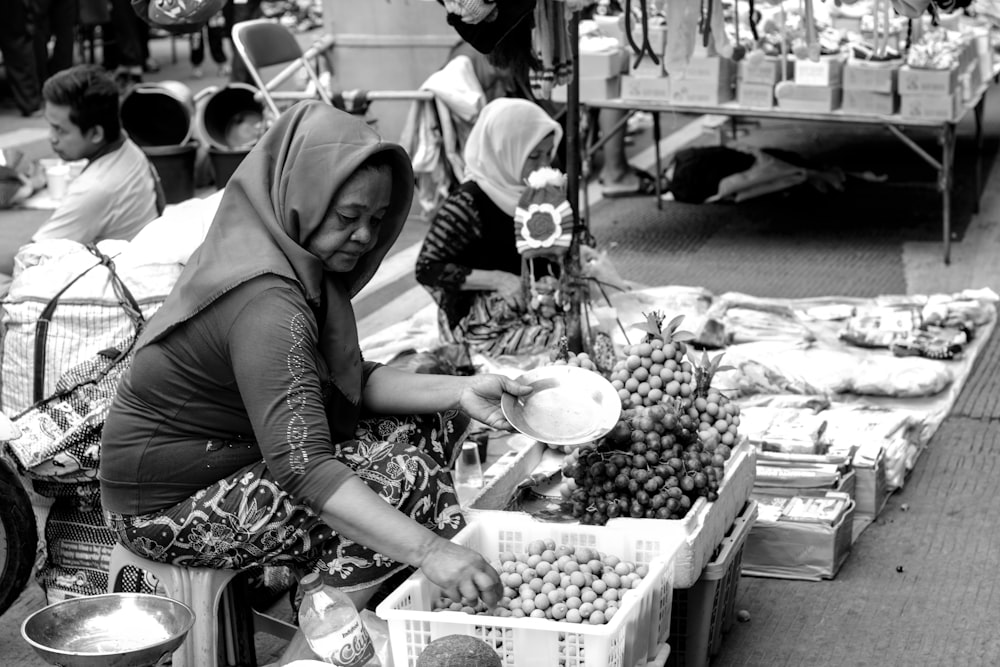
top-left (21, 592), bottom-right (195, 667)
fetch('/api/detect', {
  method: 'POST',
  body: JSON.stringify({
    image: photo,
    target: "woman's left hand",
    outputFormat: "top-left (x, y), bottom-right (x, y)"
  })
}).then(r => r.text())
top-left (458, 374), bottom-right (532, 430)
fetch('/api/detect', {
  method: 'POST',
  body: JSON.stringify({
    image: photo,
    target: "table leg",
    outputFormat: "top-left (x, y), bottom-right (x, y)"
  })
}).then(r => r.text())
top-left (940, 123), bottom-right (956, 265)
top-left (973, 95), bottom-right (985, 213)
top-left (653, 112), bottom-right (663, 210)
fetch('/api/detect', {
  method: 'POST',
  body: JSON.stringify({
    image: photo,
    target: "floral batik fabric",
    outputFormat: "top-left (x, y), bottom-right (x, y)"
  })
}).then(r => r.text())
top-left (107, 411), bottom-right (470, 593)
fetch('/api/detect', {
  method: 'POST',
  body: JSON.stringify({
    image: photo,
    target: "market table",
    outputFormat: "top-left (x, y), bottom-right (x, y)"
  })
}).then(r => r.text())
top-left (583, 73), bottom-right (997, 265)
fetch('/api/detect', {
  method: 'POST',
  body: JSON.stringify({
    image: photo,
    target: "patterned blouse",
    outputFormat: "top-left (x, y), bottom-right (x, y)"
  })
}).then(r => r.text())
top-left (415, 181), bottom-right (523, 329)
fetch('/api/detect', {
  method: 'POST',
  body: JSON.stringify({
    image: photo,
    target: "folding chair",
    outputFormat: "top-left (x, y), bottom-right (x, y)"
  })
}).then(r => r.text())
top-left (231, 18), bottom-right (333, 118)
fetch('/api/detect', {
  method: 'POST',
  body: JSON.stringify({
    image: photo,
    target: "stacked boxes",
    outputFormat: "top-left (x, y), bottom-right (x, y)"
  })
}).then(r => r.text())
top-left (669, 55), bottom-right (736, 106)
top-left (619, 22), bottom-right (671, 101)
top-left (776, 55), bottom-right (846, 112)
top-left (554, 45), bottom-right (626, 103)
top-left (898, 65), bottom-right (961, 120)
top-left (737, 57), bottom-right (792, 108)
top-left (842, 59), bottom-right (900, 115)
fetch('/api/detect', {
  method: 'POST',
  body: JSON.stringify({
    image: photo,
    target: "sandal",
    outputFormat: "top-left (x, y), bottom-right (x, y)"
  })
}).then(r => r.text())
top-left (600, 167), bottom-right (659, 198)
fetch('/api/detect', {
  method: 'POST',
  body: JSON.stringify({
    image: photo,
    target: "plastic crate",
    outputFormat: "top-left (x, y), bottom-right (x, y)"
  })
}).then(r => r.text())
top-left (375, 510), bottom-right (681, 667)
top-left (470, 438), bottom-right (757, 589)
top-left (666, 500), bottom-right (758, 667)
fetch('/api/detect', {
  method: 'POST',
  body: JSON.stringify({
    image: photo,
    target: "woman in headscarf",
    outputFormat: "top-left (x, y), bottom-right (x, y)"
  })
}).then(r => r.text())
top-left (98, 101), bottom-right (529, 618)
top-left (415, 97), bottom-right (564, 357)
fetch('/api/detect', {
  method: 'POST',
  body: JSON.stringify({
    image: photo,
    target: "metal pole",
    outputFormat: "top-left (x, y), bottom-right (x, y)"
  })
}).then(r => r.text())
top-left (566, 8), bottom-right (585, 353)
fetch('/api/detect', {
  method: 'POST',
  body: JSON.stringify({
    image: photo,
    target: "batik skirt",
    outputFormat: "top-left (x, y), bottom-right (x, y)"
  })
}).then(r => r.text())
top-left (106, 411), bottom-right (470, 593)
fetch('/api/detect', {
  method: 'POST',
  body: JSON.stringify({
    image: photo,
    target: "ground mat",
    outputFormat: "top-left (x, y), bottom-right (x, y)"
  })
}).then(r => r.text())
top-left (587, 192), bottom-right (909, 298)
top-left (708, 308), bottom-right (1000, 666)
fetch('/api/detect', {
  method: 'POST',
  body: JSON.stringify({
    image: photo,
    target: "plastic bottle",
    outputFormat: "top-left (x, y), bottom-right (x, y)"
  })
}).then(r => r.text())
top-left (298, 572), bottom-right (381, 666)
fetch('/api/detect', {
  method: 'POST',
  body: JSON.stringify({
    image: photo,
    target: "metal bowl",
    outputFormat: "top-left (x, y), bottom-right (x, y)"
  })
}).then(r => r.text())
top-left (501, 364), bottom-right (622, 446)
top-left (21, 593), bottom-right (195, 667)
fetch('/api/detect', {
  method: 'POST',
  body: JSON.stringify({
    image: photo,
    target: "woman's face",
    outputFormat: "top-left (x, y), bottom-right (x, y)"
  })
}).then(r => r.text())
top-left (520, 132), bottom-right (556, 181)
top-left (307, 166), bottom-right (392, 272)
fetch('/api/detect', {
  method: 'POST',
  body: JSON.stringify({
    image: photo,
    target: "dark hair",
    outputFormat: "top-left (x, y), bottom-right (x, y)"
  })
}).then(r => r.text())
top-left (42, 65), bottom-right (122, 143)
top-left (358, 150), bottom-right (396, 176)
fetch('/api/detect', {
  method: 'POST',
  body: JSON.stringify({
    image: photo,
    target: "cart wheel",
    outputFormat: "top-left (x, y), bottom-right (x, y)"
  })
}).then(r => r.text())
top-left (0, 458), bottom-right (37, 616)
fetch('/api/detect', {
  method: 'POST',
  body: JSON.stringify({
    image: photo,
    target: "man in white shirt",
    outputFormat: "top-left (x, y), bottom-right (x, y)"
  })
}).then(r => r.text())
top-left (33, 64), bottom-right (163, 244)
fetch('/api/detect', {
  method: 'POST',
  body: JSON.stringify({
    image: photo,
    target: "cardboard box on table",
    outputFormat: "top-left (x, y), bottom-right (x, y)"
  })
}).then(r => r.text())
top-left (898, 65), bottom-right (960, 95)
top-left (737, 57), bottom-right (792, 108)
top-left (899, 93), bottom-right (962, 121)
top-left (620, 74), bottom-right (672, 101)
top-left (670, 56), bottom-right (736, 105)
top-left (843, 59), bottom-right (900, 93)
top-left (842, 89), bottom-right (898, 115)
top-left (468, 438), bottom-right (758, 589)
top-left (775, 81), bottom-right (843, 112)
top-left (742, 492), bottom-right (856, 581)
top-left (551, 76), bottom-right (622, 103)
top-left (739, 56), bottom-right (794, 85)
top-left (793, 55), bottom-right (846, 87)
top-left (738, 82), bottom-right (776, 108)
top-left (579, 47), bottom-right (628, 79)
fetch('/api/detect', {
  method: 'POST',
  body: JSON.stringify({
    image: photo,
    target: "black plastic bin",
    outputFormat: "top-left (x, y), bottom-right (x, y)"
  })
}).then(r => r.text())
top-left (144, 144), bottom-right (198, 205)
top-left (208, 148), bottom-right (250, 188)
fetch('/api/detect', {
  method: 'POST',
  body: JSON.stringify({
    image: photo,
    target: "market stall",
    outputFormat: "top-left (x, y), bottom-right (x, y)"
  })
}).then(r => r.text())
top-left (358, 280), bottom-right (997, 663)
top-left (559, 0), bottom-right (1000, 263)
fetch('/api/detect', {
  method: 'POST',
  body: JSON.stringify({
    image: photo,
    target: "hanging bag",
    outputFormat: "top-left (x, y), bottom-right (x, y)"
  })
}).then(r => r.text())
top-left (4, 246), bottom-right (145, 482)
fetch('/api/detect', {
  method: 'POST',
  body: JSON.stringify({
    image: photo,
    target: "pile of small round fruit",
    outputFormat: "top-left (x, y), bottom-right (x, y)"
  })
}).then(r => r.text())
top-left (432, 539), bottom-right (648, 625)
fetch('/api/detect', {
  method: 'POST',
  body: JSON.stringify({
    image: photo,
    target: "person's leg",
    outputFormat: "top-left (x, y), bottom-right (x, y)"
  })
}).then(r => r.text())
top-left (0, 0), bottom-right (42, 114)
top-left (107, 0), bottom-right (143, 82)
top-left (225, 0), bottom-right (262, 84)
top-left (29, 0), bottom-right (53, 83)
top-left (47, 0), bottom-right (76, 75)
top-left (599, 108), bottom-right (628, 181)
top-left (189, 29), bottom-right (205, 76)
top-left (207, 21), bottom-right (227, 66)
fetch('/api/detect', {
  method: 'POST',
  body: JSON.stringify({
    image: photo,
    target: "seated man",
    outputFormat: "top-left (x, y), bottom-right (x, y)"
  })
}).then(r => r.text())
top-left (33, 64), bottom-right (162, 245)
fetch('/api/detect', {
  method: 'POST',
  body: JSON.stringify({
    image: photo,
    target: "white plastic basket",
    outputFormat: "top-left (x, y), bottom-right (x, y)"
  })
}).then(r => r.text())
top-left (375, 512), bottom-right (680, 667)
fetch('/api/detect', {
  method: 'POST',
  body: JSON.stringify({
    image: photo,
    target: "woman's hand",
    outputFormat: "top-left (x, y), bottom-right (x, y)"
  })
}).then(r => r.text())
top-left (418, 535), bottom-right (502, 607)
top-left (494, 271), bottom-right (526, 310)
top-left (458, 374), bottom-right (532, 430)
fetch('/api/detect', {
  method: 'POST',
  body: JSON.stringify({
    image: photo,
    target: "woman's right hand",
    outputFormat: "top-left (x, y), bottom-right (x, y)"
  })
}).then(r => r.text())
top-left (417, 535), bottom-right (502, 608)
top-left (494, 271), bottom-right (525, 310)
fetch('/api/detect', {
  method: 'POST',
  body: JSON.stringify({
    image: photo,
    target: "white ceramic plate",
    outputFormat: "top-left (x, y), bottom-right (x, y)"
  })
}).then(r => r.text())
top-left (501, 365), bottom-right (621, 446)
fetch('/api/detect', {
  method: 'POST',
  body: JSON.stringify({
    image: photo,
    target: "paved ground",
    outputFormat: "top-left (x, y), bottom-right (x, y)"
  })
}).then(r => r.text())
top-left (2, 34), bottom-right (1000, 666)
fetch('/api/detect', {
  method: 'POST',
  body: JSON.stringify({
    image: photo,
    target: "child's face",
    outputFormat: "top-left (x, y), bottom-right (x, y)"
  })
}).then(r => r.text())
top-left (44, 102), bottom-right (102, 162)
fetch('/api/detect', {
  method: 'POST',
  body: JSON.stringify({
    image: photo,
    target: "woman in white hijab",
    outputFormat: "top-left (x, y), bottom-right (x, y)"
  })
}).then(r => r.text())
top-left (415, 98), bottom-right (564, 357)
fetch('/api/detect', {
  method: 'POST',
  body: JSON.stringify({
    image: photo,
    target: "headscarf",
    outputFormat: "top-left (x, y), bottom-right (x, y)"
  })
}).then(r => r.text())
top-left (463, 98), bottom-right (562, 216)
top-left (137, 101), bottom-right (414, 404)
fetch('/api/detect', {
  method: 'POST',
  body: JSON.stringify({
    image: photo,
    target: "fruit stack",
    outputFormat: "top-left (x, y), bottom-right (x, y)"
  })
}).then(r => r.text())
top-left (557, 312), bottom-right (742, 526)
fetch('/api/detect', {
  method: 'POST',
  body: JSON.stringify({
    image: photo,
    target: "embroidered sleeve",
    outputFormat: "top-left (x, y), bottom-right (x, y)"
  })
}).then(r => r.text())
top-left (228, 287), bottom-right (354, 513)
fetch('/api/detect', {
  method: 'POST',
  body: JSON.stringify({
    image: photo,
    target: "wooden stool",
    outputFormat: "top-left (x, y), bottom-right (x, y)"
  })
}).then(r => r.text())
top-left (108, 543), bottom-right (297, 667)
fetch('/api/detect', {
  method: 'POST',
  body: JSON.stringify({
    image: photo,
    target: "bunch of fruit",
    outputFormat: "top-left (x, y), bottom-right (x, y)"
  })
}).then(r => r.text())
top-left (556, 312), bottom-right (742, 526)
top-left (432, 540), bottom-right (647, 626)
top-left (607, 313), bottom-right (695, 409)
